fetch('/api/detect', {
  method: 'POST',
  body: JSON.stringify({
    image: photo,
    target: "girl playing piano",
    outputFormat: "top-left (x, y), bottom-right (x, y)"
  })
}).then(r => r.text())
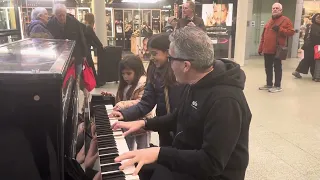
top-left (102, 55), bottom-right (154, 150)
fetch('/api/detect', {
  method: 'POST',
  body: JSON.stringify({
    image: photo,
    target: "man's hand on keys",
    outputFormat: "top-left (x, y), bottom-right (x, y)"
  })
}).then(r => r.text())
top-left (115, 147), bottom-right (161, 176)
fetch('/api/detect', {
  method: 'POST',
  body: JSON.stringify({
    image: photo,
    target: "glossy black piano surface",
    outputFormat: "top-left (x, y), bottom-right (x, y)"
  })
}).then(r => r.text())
top-left (0, 38), bottom-right (75, 76)
top-left (0, 39), bottom-right (82, 180)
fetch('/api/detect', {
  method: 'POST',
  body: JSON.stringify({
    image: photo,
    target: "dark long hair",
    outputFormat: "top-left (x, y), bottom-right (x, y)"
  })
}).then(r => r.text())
top-left (312, 13), bottom-right (320, 25)
top-left (146, 33), bottom-right (177, 87)
top-left (117, 55), bottom-right (146, 102)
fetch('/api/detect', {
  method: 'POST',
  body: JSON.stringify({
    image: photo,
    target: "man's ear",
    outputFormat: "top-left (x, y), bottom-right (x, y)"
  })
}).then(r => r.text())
top-left (183, 61), bottom-right (192, 72)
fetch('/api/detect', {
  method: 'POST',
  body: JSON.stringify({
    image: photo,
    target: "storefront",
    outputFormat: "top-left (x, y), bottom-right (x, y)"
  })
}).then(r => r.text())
top-left (200, 0), bottom-right (238, 58)
top-left (0, 0), bottom-right (22, 44)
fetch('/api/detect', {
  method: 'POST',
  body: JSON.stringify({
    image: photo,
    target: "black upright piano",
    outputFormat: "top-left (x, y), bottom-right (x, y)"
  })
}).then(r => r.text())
top-left (0, 38), bottom-right (85, 180)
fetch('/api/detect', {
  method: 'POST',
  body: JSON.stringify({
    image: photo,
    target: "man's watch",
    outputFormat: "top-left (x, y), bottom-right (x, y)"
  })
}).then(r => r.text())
top-left (143, 118), bottom-right (148, 129)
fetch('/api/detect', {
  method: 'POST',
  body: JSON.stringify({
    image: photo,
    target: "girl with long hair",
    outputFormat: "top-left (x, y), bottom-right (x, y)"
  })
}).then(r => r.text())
top-left (103, 55), bottom-right (154, 150)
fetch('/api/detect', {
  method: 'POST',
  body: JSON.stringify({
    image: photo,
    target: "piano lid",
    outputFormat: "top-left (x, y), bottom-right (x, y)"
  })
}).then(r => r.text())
top-left (0, 38), bottom-right (75, 75)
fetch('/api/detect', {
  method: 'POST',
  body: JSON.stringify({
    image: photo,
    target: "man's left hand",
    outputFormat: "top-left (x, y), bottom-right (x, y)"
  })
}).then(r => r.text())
top-left (115, 147), bottom-right (160, 175)
top-left (272, 25), bottom-right (280, 32)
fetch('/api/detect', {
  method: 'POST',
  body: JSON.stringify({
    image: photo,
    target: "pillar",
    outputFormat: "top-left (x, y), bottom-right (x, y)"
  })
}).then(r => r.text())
top-left (92, 0), bottom-right (107, 46)
top-left (291, 0), bottom-right (303, 58)
top-left (234, 0), bottom-right (253, 66)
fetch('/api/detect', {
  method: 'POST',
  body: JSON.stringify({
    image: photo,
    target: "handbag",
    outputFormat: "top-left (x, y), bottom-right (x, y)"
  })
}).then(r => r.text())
top-left (275, 19), bottom-right (288, 60)
top-left (63, 63), bottom-right (75, 88)
top-left (314, 45), bottom-right (320, 60)
top-left (82, 60), bottom-right (96, 92)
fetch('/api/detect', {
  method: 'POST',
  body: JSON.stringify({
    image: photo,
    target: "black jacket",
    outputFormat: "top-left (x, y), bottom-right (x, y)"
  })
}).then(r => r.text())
top-left (82, 24), bottom-right (103, 50)
top-left (145, 59), bottom-right (252, 180)
top-left (47, 14), bottom-right (87, 65)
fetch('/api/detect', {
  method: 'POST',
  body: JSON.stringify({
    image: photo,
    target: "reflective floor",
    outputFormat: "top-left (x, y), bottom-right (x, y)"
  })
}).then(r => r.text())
top-left (92, 57), bottom-right (320, 180)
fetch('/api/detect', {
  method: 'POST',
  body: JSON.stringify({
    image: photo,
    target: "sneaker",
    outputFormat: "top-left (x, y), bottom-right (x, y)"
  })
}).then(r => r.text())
top-left (259, 85), bottom-right (273, 90)
top-left (269, 87), bottom-right (283, 93)
top-left (292, 71), bottom-right (302, 78)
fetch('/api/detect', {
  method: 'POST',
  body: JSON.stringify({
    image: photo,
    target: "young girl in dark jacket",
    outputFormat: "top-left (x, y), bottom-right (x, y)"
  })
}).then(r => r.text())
top-left (111, 33), bottom-right (185, 146)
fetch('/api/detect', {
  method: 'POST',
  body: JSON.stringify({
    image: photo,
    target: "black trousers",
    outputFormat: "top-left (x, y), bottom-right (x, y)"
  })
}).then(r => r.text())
top-left (296, 47), bottom-right (315, 77)
top-left (139, 163), bottom-right (196, 180)
top-left (264, 54), bottom-right (282, 87)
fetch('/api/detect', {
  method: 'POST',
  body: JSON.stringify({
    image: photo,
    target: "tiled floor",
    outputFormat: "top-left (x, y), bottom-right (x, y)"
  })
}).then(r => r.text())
top-left (92, 57), bottom-right (320, 180)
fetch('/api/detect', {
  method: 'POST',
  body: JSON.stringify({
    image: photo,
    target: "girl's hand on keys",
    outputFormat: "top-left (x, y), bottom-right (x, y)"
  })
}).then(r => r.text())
top-left (109, 111), bottom-right (124, 120)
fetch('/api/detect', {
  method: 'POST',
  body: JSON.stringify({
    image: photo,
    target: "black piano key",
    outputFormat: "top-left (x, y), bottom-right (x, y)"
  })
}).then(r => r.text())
top-left (100, 153), bottom-right (118, 164)
top-left (101, 163), bottom-right (122, 172)
top-left (97, 136), bottom-right (115, 143)
top-left (98, 141), bottom-right (116, 148)
top-left (99, 147), bottom-right (118, 155)
top-left (102, 171), bottom-right (125, 180)
top-left (96, 129), bottom-right (113, 135)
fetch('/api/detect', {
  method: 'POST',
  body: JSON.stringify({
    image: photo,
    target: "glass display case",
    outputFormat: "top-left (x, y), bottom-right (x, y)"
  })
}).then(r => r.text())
top-left (106, 8), bottom-right (114, 45)
top-left (161, 9), bottom-right (170, 32)
top-left (0, 5), bottom-right (22, 44)
top-left (151, 10), bottom-right (161, 34)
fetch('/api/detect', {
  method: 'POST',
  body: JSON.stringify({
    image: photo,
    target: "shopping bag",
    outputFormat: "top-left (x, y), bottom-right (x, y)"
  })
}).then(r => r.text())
top-left (314, 45), bottom-right (320, 60)
top-left (63, 63), bottom-right (75, 88)
top-left (83, 60), bottom-right (96, 92)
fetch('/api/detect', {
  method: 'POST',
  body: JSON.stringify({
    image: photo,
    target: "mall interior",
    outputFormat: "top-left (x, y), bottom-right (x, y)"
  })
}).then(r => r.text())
top-left (0, 0), bottom-right (320, 180)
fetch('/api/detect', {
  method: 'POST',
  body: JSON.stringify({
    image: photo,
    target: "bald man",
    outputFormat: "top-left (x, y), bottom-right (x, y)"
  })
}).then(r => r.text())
top-left (258, 3), bottom-right (295, 93)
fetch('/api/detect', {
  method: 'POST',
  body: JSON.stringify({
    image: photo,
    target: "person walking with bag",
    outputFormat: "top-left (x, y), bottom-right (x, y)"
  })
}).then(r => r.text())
top-left (292, 13), bottom-right (320, 81)
top-left (258, 3), bottom-right (295, 93)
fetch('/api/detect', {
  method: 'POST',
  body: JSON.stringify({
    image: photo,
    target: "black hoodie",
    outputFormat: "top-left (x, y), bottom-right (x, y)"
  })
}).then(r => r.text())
top-left (145, 59), bottom-right (252, 180)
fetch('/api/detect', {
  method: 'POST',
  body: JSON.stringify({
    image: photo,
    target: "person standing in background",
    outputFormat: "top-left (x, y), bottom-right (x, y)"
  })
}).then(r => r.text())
top-left (258, 3), bottom-right (295, 93)
top-left (292, 13), bottom-right (320, 81)
top-left (164, 16), bottom-right (177, 33)
top-left (27, 7), bottom-right (53, 39)
top-left (83, 13), bottom-right (104, 87)
top-left (176, 1), bottom-right (206, 31)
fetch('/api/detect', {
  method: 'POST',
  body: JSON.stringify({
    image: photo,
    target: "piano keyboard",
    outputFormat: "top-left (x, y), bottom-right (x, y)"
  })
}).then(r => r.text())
top-left (94, 104), bottom-right (139, 180)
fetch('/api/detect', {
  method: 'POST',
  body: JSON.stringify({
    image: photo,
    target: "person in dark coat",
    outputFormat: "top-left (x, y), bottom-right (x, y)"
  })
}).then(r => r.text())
top-left (27, 7), bottom-right (53, 39)
top-left (47, 4), bottom-right (87, 76)
top-left (110, 33), bottom-right (185, 147)
top-left (176, 1), bottom-right (206, 31)
top-left (82, 13), bottom-right (103, 86)
top-left (293, 13), bottom-right (320, 80)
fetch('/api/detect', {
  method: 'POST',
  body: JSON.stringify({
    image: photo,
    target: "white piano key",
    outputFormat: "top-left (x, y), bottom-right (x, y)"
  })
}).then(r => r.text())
top-left (105, 104), bottom-right (113, 111)
top-left (126, 175), bottom-right (140, 180)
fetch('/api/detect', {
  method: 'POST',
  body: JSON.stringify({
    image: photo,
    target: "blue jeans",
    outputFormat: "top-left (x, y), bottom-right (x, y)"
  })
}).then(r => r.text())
top-left (125, 132), bottom-right (150, 151)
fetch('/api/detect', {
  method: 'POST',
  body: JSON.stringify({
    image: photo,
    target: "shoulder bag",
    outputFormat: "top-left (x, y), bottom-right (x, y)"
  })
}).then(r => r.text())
top-left (275, 19), bottom-right (289, 60)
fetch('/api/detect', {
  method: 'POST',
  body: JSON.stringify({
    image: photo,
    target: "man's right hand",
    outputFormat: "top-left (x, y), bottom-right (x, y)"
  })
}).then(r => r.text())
top-left (258, 52), bottom-right (262, 56)
top-left (111, 120), bottom-right (145, 137)
top-left (109, 111), bottom-right (124, 120)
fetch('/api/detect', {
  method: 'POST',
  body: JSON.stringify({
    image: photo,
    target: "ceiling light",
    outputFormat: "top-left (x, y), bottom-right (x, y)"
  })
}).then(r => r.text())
top-left (122, 0), bottom-right (162, 3)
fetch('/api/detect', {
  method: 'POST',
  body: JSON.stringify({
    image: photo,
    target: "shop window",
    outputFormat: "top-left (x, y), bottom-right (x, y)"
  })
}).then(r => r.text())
top-left (202, 0), bottom-right (237, 59)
